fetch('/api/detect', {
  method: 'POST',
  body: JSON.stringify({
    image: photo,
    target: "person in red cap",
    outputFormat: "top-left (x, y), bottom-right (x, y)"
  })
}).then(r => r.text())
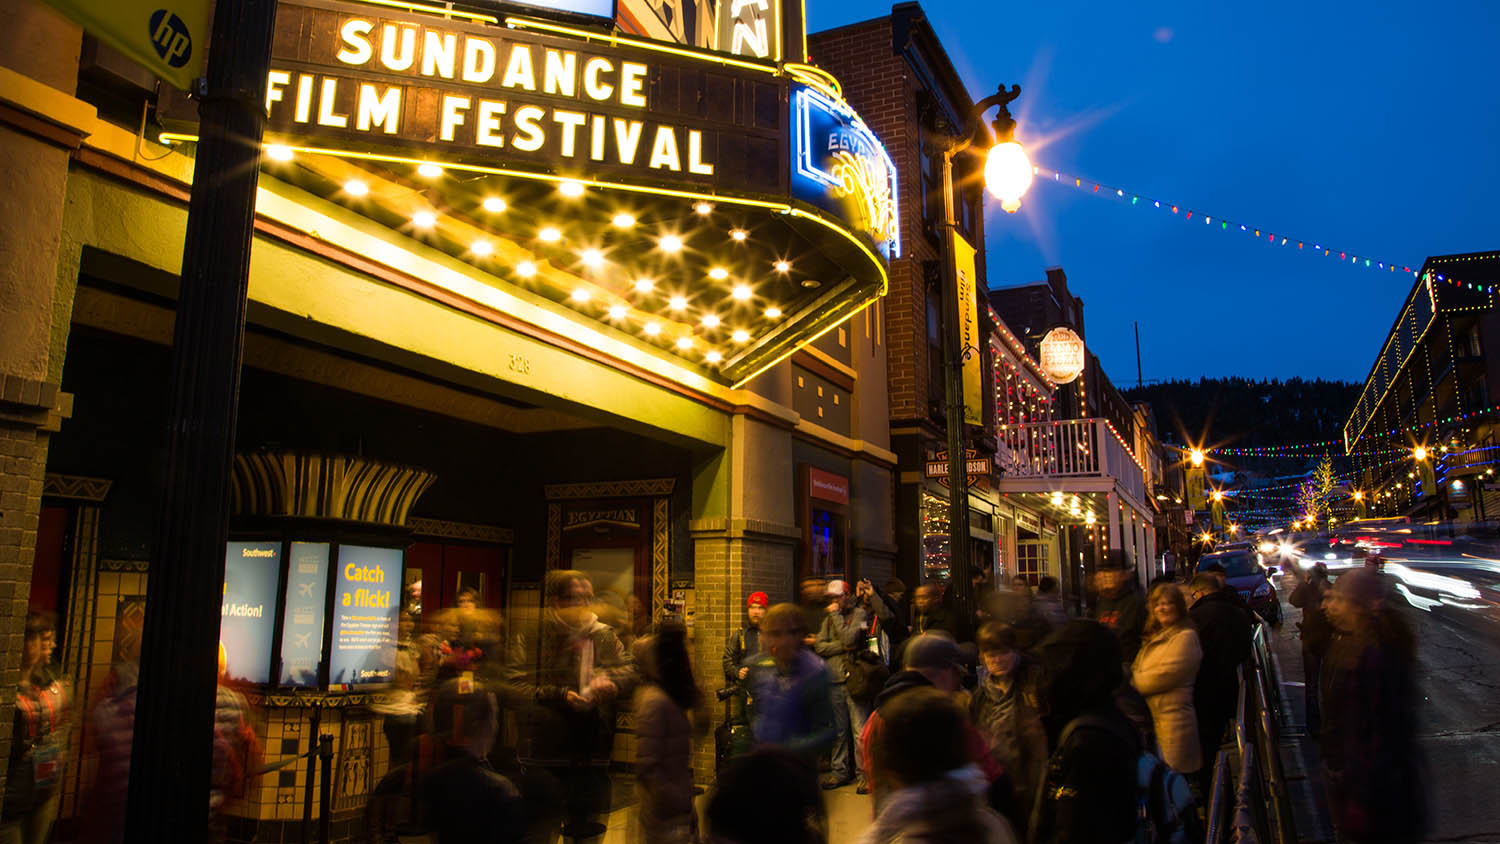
top-left (723, 592), bottom-right (769, 685)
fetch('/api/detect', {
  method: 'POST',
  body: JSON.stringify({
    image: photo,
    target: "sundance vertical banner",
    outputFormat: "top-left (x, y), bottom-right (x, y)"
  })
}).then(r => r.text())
top-left (42, 0), bottom-right (208, 90)
top-left (950, 230), bottom-right (983, 425)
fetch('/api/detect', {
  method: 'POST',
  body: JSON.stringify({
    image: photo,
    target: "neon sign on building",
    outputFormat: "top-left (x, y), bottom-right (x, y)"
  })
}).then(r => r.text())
top-left (791, 83), bottom-right (900, 258)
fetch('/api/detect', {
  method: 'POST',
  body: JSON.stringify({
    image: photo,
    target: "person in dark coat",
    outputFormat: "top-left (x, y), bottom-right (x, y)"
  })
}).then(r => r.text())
top-left (1029, 621), bottom-right (1138, 844)
top-left (910, 584), bottom-right (957, 637)
top-left (1187, 572), bottom-right (1252, 777)
top-left (1287, 562), bottom-right (1332, 729)
top-left (422, 678), bottom-right (525, 844)
top-left (723, 592), bottom-right (768, 686)
top-left (1319, 568), bottom-right (1425, 843)
top-left (1088, 555), bottom-right (1147, 663)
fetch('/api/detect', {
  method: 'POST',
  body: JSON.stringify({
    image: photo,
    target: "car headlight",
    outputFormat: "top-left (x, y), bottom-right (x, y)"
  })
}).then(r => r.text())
top-left (1253, 582), bottom-right (1271, 599)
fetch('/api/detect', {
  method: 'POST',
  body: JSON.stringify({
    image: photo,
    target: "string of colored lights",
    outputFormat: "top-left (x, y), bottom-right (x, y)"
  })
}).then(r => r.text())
top-left (1034, 165), bottom-right (1496, 294)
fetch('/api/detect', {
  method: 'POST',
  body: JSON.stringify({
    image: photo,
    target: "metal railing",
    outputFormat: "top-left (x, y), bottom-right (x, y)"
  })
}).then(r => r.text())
top-left (1204, 622), bottom-right (1299, 844)
top-left (998, 418), bottom-right (1147, 502)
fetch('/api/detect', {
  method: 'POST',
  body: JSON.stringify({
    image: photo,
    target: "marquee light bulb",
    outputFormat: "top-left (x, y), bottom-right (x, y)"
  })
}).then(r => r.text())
top-left (676, 337), bottom-right (693, 350)
top-left (470, 240), bottom-right (493, 257)
top-left (701, 314), bottom-right (721, 328)
top-left (412, 210), bottom-right (437, 229)
top-left (580, 248), bottom-right (604, 268)
top-left (634, 278), bottom-right (655, 293)
top-left (612, 213), bottom-right (636, 228)
top-left (984, 140), bottom-right (1033, 213)
top-left (417, 162), bottom-right (444, 178)
top-left (731, 284), bottom-right (752, 300)
top-left (482, 197), bottom-right (507, 213)
top-left (643, 322), bottom-right (661, 336)
top-left (694, 201), bottom-right (713, 215)
top-left (669, 295), bottom-right (688, 310)
top-left (264, 144), bottom-right (294, 162)
top-left (764, 306), bottom-right (782, 319)
top-left (730, 229), bottom-right (748, 241)
top-left (705, 350), bottom-right (722, 364)
top-left (608, 304), bottom-right (627, 320)
top-left (515, 261), bottom-right (536, 278)
top-left (774, 260), bottom-right (791, 273)
top-left (659, 234), bottom-right (683, 252)
top-left (732, 330), bottom-right (749, 343)
top-left (343, 180), bottom-right (369, 197)
top-left (559, 180), bottom-right (585, 197)
top-left (570, 288), bottom-right (591, 303)
top-left (709, 267), bottom-right (729, 281)
top-left (538, 227), bottom-right (561, 242)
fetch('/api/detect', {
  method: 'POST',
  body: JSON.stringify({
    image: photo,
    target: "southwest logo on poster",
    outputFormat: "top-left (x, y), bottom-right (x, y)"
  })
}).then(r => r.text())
top-left (148, 9), bottom-right (192, 68)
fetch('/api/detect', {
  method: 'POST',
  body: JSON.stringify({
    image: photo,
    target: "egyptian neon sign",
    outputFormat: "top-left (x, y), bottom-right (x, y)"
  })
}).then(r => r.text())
top-left (791, 83), bottom-right (900, 257)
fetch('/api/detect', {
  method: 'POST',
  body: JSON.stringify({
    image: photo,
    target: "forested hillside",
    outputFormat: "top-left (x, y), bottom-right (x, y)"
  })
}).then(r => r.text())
top-left (1124, 377), bottom-right (1361, 453)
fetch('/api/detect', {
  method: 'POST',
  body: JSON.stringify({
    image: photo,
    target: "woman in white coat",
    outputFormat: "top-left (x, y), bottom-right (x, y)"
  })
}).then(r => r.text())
top-left (1131, 582), bottom-right (1204, 774)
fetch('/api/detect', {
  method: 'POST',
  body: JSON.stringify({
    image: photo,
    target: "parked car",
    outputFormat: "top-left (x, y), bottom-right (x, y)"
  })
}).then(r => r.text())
top-left (1200, 549), bottom-right (1281, 625)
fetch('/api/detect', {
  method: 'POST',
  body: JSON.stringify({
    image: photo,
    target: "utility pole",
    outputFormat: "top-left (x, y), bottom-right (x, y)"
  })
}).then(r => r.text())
top-left (124, 0), bottom-right (277, 839)
top-left (1135, 321), bottom-right (1143, 389)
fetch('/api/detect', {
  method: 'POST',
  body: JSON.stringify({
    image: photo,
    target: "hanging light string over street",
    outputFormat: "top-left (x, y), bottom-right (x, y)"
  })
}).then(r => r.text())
top-left (1033, 165), bottom-right (1494, 294)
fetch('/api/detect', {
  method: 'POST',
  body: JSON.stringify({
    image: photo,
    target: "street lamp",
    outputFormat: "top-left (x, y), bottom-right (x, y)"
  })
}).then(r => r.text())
top-left (1413, 445), bottom-right (1428, 462)
top-left (1189, 448), bottom-right (1205, 467)
top-left (938, 83), bottom-right (1028, 627)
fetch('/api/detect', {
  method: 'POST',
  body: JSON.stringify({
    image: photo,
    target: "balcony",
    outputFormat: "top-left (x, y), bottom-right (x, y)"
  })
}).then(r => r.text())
top-left (997, 418), bottom-right (1148, 505)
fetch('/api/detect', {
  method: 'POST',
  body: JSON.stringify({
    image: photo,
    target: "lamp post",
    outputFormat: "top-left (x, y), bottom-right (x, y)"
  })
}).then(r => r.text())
top-left (937, 84), bottom-right (1031, 627)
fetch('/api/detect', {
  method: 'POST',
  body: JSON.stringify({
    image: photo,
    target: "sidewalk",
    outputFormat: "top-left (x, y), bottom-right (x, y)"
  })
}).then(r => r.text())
top-left (1262, 591), bottom-right (1336, 843)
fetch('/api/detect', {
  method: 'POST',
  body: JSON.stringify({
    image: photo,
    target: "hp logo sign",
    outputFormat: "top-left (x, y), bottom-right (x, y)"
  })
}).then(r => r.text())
top-left (147, 9), bottom-right (192, 68)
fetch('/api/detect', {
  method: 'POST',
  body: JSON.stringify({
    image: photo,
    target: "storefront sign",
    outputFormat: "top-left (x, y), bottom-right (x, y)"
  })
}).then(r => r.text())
top-left (1015, 509), bottom-right (1040, 534)
top-left (221, 541), bottom-right (282, 685)
top-left (950, 230), bottom-right (981, 424)
top-left (791, 83), bottom-right (900, 256)
top-left (808, 466), bottom-right (849, 505)
top-left (1038, 327), bottom-right (1086, 384)
top-left (41, 0), bottom-right (208, 91)
top-left (924, 449), bottom-right (990, 488)
top-left (278, 542), bottom-right (331, 687)
top-left (263, 2), bottom-right (781, 187)
top-left (564, 507), bottom-right (640, 529)
top-left (329, 545), bottom-right (403, 687)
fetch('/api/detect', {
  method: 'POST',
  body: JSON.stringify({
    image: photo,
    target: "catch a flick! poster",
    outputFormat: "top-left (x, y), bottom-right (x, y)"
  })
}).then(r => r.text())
top-left (329, 545), bottom-right (403, 687)
top-left (221, 541), bottom-right (282, 685)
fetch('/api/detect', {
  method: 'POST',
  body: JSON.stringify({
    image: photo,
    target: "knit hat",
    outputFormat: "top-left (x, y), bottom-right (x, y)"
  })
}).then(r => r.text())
top-left (825, 579), bottom-right (850, 597)
top-left (746, 591), bottom-right (770, 608)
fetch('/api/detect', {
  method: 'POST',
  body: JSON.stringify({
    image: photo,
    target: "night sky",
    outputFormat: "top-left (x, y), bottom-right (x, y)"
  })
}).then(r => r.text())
top-left (805, 0), bottom-right (1500, 387)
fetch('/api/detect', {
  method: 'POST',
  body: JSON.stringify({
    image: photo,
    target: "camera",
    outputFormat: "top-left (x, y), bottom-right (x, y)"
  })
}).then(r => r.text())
top-left (715, 686), bottom-right (738, 701)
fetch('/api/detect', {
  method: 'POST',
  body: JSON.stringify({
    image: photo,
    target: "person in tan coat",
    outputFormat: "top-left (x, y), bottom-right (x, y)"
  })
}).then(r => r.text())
top-left (1131, 582), bottom-right (1204, 774)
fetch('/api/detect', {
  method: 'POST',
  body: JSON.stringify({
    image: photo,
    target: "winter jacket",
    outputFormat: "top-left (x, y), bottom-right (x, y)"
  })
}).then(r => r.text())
top-left (1090, 585), bottom-right (1147, 662)
top-left (1189, 589), bottom-right (1252, 756)
top-left (422, 751), bottom-right (525, 844)
top-left (860, 670), bottom-right (1007, 812)
top-left (1319, 620), bottom-right (1424, 843)
top-left (505, 611), bottom-right (636, 765)
top-left (856, 765), bottom-right (1018, 844)
top-left (1290, 579), bottom-right (1333, 658)
top-left (970, 659), bottom-right (1048, 823)
top-left (748, 649), bottom-right (837, 763)
top-left (814, 605), bottom-right (869, 685)
top-left (1029, 703), bottom-right (1139, 844)
top-left (865, 584), bottom-right (910, 655)
top-left (1131, 625), bottom-right (1203, 774)
top-left (722, 623), bottom-right (762, 685)
top-left (1034, 594), bottom-right (1069, 631)
top-left (634, 684), bottom-right (696, 844)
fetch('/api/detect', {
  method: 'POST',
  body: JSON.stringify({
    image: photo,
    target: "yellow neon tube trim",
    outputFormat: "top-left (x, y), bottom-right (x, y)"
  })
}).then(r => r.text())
top-left (787, 207), bottom-right (889, 295)
top-left (345, 0), bottom-right (498, 23)
top-left (504, 16), bottom-right (780, 74)
top-left (784, 63), bottom-right (841, 98)
top-left (729, 294), bottom-right (879, 390)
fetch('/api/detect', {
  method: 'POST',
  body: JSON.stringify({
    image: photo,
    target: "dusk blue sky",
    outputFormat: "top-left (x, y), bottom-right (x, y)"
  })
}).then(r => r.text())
top-left (806, 0), bottom-right (1500, 387)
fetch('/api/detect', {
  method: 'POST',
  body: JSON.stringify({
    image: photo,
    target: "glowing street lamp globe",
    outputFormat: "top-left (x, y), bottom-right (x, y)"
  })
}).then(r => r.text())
top-left (984, 141), bottom-right (1033, 213)
top-left (1189, 449), bottom-right (1205, 468)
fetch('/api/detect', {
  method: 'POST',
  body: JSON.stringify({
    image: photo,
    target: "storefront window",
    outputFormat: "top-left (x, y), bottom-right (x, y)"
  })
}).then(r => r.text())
top-left (921, 491), bottom-right (951, 582)
top-left (1017, 541), bottom-right (1049, 586)
top-left (809, 507), bottom-right (846, 577)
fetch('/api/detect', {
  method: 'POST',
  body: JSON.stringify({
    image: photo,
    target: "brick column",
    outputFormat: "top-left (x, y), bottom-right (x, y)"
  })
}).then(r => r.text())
top-left (0, 0), bottom-right (83, 813)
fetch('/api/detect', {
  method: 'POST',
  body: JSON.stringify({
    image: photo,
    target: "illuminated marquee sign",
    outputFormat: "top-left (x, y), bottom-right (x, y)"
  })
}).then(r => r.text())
top-left (262, 1), bottom-right (784, 190)
top-left (790, 83), bottom-right (900, 257)
top-left (715, 0), bottom-right (782, 60)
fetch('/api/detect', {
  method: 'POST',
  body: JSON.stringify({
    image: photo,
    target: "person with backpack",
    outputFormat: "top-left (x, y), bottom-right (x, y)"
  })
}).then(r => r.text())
top-left (1030, 620), bottom-right (1138, 844)
top-left (1131, 583), bottom-right (1203, 777)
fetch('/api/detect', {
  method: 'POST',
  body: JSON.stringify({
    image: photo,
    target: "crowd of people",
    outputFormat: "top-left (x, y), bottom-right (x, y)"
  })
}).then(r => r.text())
top-left (1, 548), bottom-right (1426, 844)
